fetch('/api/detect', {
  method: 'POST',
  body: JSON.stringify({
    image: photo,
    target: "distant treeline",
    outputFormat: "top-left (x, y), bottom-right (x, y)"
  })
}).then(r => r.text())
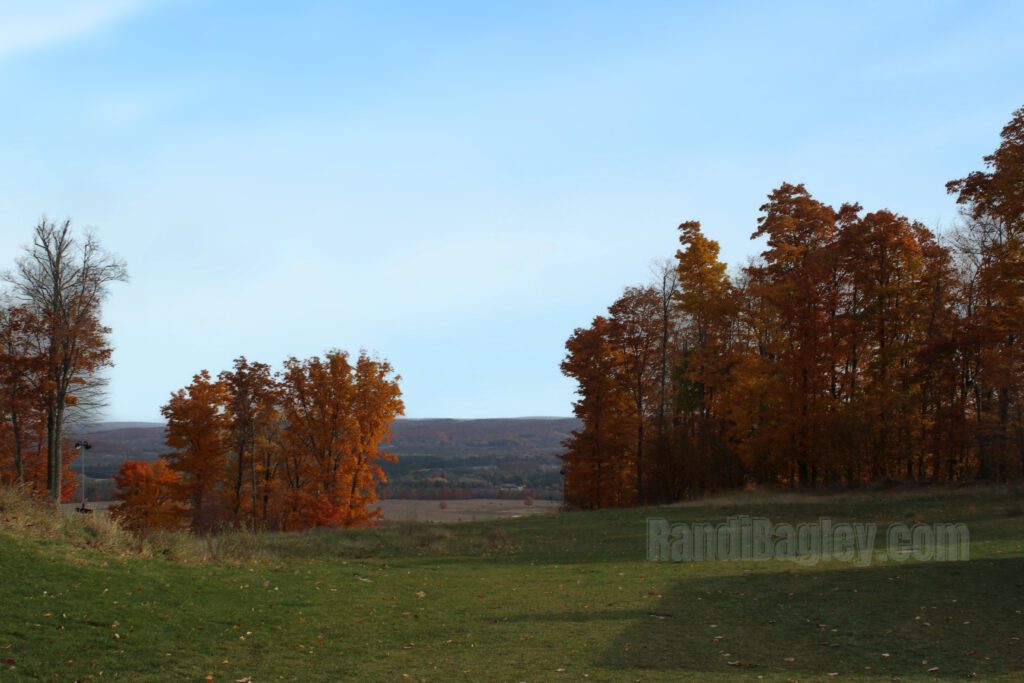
top-left (561, 106), bottom-right (1024, 509)
top-left (379, 452), bottom-right (562, 500)
top-left (60, 419), bottom-right (573, 505)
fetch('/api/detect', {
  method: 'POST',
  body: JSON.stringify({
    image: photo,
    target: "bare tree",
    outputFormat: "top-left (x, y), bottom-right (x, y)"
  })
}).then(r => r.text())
top-left (650, 259), bottom-right (679, 432)
top-left (3, 219), bottom-right (127, 501)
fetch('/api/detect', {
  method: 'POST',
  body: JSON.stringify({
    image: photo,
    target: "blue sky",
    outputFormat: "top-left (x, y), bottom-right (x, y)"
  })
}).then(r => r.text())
top-left (1, 1), bottom-right (1022, 421)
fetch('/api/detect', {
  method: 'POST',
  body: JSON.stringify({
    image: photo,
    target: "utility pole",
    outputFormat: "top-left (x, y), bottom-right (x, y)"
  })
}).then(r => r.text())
top-left (75, 441), bottom-right (92, 513)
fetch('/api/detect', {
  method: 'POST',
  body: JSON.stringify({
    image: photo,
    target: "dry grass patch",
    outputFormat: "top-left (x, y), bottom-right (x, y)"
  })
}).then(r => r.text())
top-left (0, 486), bottom-right (136, 555)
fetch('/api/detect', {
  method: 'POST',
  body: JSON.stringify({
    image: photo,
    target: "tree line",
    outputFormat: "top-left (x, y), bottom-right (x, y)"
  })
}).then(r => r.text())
top-left (561, 106), bottom-right (1024, 508)
top-left (111, 352), bottom-right (403, 533)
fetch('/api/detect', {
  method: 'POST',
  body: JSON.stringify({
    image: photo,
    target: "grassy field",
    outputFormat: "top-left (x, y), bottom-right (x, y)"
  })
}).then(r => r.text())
top-left (2, 487), bottom-right (1023, 681)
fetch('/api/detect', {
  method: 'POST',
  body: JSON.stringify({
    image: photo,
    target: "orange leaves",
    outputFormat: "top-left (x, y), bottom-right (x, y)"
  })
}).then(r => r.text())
top-left (560, 317), bottom-right (637, 509)
top-left (123, 351), bottom-right (403, 534)
top-left (0, 305), bottom-right (48, 490)
top-left (947, 105), bottom-right (1024, 232)
top-left (279, 350), bottom-right (357, 508)
top-left (109, 460), bottom-right (187, 532)
top-left (279, 350), bottom-right (403, 529)
top-left (675, 221), bottom-right (735, 342)
top-left (563, 106), bottom-right (1024, 505)
top-left (946, 106), bottom-right (1024, 481)
top-left (161, 370), bottom-right (230, 531)
top-left (219, 357), bottom-right (278, 529)
top-left (3, 221), bottom-right (126, 501)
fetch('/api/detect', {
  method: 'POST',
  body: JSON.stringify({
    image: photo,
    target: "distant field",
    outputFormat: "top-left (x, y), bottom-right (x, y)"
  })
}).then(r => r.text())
top-left (4, 486), bottom-right (1024, 681)
top-left (376, 497), bottom-right (559, 522)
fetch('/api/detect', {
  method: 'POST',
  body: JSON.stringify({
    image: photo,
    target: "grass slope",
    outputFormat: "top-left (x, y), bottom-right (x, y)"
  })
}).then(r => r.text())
top-left (1, 488), bottom-right (1023, 681)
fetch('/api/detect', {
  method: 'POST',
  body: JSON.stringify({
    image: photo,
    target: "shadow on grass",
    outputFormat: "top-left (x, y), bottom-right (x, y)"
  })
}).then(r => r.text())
top-left (506, 557), bottom-right (1024, 679)
top-left (156, 488), bottom-right (1024, 566)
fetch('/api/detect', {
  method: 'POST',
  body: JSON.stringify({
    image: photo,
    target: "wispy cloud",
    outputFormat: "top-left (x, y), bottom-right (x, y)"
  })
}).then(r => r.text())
top-left (0, 0), bottom-right (153, 61)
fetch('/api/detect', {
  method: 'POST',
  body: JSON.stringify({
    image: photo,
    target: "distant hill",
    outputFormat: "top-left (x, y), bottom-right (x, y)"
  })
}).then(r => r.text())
top-left (68, 417), bottom-right (580, 480)
top-left (72, 421), bottom-right (168, 433)
top-left (388, 417), bottom-right (579, 457)
top-left (66, 423), bottom-right (167, 480)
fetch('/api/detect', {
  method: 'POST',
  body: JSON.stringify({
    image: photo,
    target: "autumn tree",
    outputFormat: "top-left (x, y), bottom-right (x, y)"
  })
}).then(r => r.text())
top-left (220, 357), bottom-right (278, 529)
top-left (2, 220), bottom-right (127, 501)
top-left (742, 184), bottom-right (844, 486)
top-left (911, 234), bottom-right (964, 481)
top-left (277, 351), bottom-right (356, 527)
top-left (836, 210), bottom-right (938, 480)
top-left (947, 105), bottom-right (1024, 479)
top-left (109, 460), bottom-right (187, 532)
top-left (139, 350), bottom-right (404, 533)
top-left (607, 286), bottom-right (663, 502)
top-left (561, 317), bottom-right (634, 508)
top-left (649, 260), bottom-right (680, 502)
top-left (344, 352), bottom-right (404, 526)
top-left (563, 103), bottom-right (1024, 505)
top-left (0, 304), bottom-right (47, 488)
top-left (161, 370), bottom-right (230, 531)
top-left (673, 221), bottom-right (742, 495)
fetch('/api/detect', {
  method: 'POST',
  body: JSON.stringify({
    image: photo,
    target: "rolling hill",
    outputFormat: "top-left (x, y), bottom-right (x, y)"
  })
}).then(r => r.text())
top-left (69, 418), bottom-right (579, 500)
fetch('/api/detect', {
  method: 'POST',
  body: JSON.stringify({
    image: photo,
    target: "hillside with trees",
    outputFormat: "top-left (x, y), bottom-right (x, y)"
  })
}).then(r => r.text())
top-left (66, 417), bottom-right (576, 504)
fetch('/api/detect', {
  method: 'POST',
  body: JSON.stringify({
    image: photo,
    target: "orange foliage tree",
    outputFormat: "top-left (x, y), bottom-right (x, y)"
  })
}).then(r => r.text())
top-left (2, 221), bottom-right (126, 501)
top-left (347, 352), bottom-right (404, 525)
top-left (220, 357), bottom-right (278, 529)
top-left (673, 221), bottom-right (741, 495)
top-left (561, 317), bottom-right (634, 508)
top-left (109, 460), bottom-right (186, 532)
top-left (562, 106), bottom-right (1024, 508)
top-left (278, 351), bottom-right (358, 529)
top-left (0, 304), bottom-right (80, 501)
top-left (161, 370), bottom-right (230, 532)
top-left (0, 305), bottom-right (47, 489)
top-left (947, 105), bottom-right (1024, 480)
top-left (117, 351), bottom-right (403, 534)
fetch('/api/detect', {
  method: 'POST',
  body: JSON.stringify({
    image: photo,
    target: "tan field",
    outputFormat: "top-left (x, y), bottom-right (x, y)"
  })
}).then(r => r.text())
top-left (374, 498), bottom-right (560, 523)
top-left (63, 498), bottom-right (561, 524)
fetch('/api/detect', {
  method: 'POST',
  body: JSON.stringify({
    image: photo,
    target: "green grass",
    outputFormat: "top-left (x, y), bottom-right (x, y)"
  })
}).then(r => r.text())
top-left (2, 487), bottom-right (1023, 681)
